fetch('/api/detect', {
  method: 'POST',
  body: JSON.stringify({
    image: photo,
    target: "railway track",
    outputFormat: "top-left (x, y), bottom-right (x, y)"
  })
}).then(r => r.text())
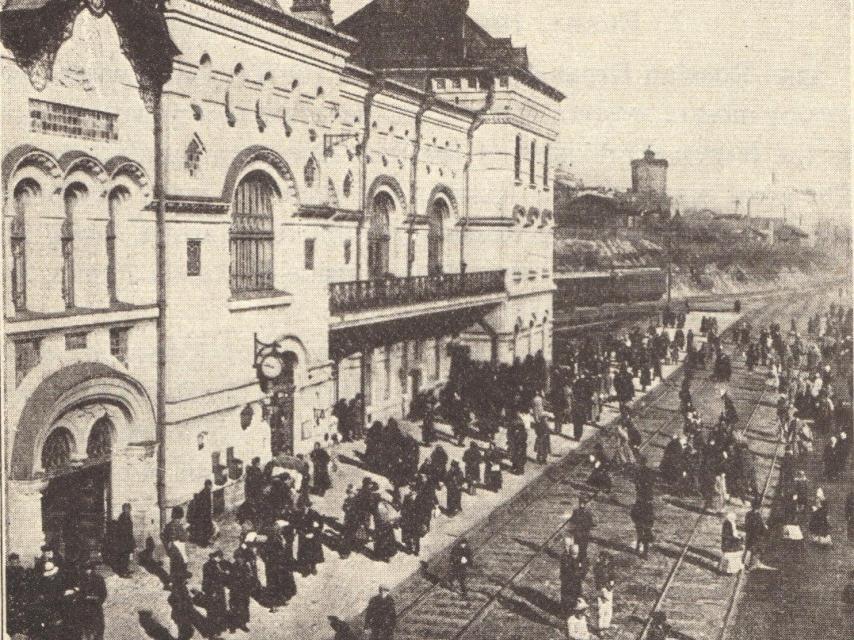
top-left (351, 289), bottom-right (834, 640)
top-left (634, 290), bottom-right (834, 640)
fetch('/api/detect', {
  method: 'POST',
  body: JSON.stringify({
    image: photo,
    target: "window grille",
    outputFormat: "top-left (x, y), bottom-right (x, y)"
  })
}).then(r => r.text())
top-left (30, 99), bottom-right (118, 142)
top-left (230, 172), bottom-right (276, 293)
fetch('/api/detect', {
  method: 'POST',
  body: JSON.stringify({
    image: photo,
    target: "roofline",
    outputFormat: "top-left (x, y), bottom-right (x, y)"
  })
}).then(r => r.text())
top-left (202, 0), bottom-right (357, 51)
top-left (375, 65), bottom-right (564, 102)
top-left (342, 63), bottom-right (476, 119)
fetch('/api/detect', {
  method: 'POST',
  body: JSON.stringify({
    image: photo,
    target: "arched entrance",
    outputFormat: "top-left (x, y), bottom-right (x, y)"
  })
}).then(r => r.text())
top-left (428, 198), bottom-right (447, 275)
top-left (7, 362), bottom-right (157, 564)
top-left (40, 414), bottom-right (115, 563)
top-left (368, 192), bottom-right (393, 278)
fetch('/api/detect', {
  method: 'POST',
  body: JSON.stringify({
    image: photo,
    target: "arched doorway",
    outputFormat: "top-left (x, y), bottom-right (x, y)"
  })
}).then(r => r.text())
top-left (40, 415), bottom-right (114, 564)
top-left (428, 198), bottom-right (447, 275)
top-left (368, 192), bottom-right (393, 278)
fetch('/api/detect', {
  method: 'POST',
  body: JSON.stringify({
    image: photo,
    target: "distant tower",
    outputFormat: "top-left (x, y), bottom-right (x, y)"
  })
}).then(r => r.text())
top-left (631, 147), bottom-right (668, 195)
top-left (291, 0), bottom-right (334, 27)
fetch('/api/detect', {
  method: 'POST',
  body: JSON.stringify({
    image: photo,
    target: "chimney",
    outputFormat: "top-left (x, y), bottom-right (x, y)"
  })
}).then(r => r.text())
top-left (291, 0), bottom-right (334, 28)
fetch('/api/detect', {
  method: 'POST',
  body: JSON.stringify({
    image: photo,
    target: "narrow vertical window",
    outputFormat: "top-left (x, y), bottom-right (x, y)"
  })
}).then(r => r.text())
top-left (11, 179), bottom-right (38, 312)
top-left (529, 139), bottom-right (536, 185)
top-left (187, 239), bottom-right (202, 276)
top-left (543, 144), bottom-right (550, 187)
top-left (304, 238), bottom-right (315, 271)
top-left (514, 135), bottom-right (521, 181)
top-left (110, 326), bottom-right (129, 365)
top-left (63, 183), bottom-right (87, 309)
top-left (107, 186), bottom-right (129, 303)
top-left (434, 338), bottom-right (441, 380)
top-left (384, 345), bottom-right (392, 400)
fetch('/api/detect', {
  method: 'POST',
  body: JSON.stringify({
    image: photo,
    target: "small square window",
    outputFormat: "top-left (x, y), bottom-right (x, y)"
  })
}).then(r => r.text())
top-left (304, 238), bottom-right (315, 271)
top-left (435, 78), bottom-right (446, 90)
top-left (451, 77), bottom-right (462, 89)
top-left (187, 239), bottom-right (202, 276)
top-left (65, 332), bottom-right (87, 350)
top-left (466, 76), bottom-right (477, 89)
top-left (499, 75), bottom-right (509, 88)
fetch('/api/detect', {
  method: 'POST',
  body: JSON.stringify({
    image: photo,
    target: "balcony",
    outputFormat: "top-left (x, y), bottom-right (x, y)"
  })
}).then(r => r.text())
top-left (329, 270), bottom-right (506, 323)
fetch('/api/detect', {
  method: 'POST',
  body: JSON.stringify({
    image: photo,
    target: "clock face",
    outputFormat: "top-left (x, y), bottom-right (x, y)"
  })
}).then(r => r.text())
top-left (260, 355), bottom-right (283, 380)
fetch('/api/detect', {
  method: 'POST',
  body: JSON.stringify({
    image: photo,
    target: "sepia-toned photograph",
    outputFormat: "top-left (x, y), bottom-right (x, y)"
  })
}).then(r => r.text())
top-left (0, 1), bottom-right (850, 639)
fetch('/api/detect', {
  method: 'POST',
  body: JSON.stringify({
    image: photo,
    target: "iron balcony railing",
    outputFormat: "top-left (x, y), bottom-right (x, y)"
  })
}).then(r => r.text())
top-left (329, 270), bottom-right (506, 315)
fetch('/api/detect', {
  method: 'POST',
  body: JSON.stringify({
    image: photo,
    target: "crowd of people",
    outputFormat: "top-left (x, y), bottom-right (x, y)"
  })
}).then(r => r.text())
top-left (6, 300), bottom-right (852, 640)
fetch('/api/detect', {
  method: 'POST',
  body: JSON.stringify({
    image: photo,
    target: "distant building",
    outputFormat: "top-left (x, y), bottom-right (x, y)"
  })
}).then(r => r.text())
top-left (627, 148), bottom-right (670, 220)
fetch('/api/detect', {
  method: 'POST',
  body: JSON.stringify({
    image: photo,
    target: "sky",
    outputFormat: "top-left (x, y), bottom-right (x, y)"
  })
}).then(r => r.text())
top-left (331, 0), bottom-right (850, 222)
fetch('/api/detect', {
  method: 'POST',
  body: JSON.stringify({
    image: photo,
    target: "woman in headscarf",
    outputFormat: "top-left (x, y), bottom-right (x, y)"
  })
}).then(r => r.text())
top-left (719, 512), bottom-right (744, 575)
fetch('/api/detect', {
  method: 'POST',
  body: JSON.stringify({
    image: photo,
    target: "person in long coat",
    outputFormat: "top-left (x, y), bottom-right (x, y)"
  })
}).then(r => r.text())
top-left (310, 442), bottom-right (332, 496)
top-left (446, 461), bottom-right (465, 516)
top-left (365, 586), bottom-right (397, 640)
top-left (373, 498), bottom-right (399, 562)
top-left (569, 497), bottom-right (596, 561)
top-left (167, 576), bottom-right (199, 640)
top-left (228, 550), bottom-right (254, 633)
top-left (808, 489), bottom-right (832, 546)
top-left (630, 499), bottom-right (654, 558)
top-left (421, 401), bottom-right (437, 446)
top-left (112, 502), bottom-right (136, 577)
top-left (201, 550), bottom-right (229, 634)
top-left (296, 502), bottom-right (325, 575)
top-left (74, 560), bottom-right (107, 640)
top-left (400, 491), bottom-right (423, 556)
top-left (484, 443), bottom-right (504, 491)
top-left (534, 416), bottom-right (551, 464)
top-left (462, 442), bottom-right (482, 494)
top-left (560, 542), bottom-right (588, 617)
top-left (190, 480), bottom-right (215, 547)
top-left (263, 518), bottom-right (297, 610)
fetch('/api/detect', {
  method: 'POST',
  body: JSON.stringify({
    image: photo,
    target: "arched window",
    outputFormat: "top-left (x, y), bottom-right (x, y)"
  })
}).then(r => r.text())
top-left (428, 198), bottom-right (448, 275)
top-left (368, 192), bottom-right (393, 279)
top-left (86, 417), bottom-right (114, 459)
top-left (230, 171), bottom-right (277, 293)
top-left (529, 139), bottom-right (536, 185)
top-left (63, 183), bottom-right (87, 309)
top-left (191, 53), bottom-right (212, 120)
top-left (107, 186), bottom-right (130, 303)
top-left (514, 135), bottom-right (521, 181)
top-left (41, 427), bottom-right (74, 472)
top-left (543, 144), bottom-right (550, 187)
top-left (11, 179), bottom-right (39, 312)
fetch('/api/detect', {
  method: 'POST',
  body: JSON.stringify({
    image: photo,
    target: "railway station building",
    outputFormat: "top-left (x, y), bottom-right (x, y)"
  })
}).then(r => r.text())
top-left (2, 0), bottom-right (562, 563)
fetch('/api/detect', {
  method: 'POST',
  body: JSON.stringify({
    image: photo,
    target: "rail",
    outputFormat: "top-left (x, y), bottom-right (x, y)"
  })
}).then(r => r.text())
top-left (329, 269), bottom-right (505, 315)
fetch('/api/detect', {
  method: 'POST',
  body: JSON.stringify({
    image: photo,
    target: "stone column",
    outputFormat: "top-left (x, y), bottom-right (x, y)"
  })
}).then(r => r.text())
top-left (6, 478), bottom-right (48, 566)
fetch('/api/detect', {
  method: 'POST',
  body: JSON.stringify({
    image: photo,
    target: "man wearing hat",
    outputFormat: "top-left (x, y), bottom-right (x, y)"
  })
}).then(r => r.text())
top-left (365, 584), bottom-right (397, 640)
top-left (36, 560), bottom-right (75, 640)
top-left (566, 598), bottom-right (592, 640)
top-left (202, 549), bottom-right (230, 634)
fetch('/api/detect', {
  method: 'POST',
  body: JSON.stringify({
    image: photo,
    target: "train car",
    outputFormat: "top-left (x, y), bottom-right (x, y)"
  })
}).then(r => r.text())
top-left (554, 267), bottom-right (666, 308)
